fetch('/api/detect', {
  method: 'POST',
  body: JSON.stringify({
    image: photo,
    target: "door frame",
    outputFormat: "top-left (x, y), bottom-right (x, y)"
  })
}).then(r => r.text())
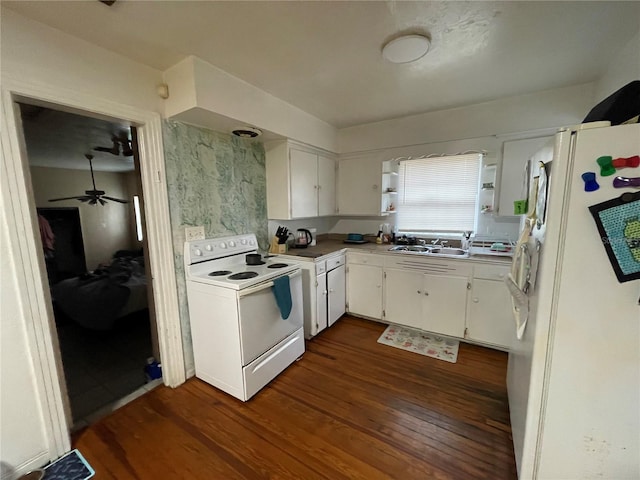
top-left (1, 77), bottom-right (186, 458)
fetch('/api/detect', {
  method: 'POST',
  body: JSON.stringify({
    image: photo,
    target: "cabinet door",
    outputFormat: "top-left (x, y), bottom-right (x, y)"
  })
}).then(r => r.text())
top-left (498, 136), bottom-right (552, 216)
top-left (315, 272), bottom-right (328, 334)
top-left (327, 265), bottom-right (346, 326)
top-left (347, 264), bottom-right (383, 319)
top-left (290, 148), bottom-right (318, 218)
top-left (338, 157), bottom-right (381, 216)
top-left (422, 274), bottom-right (468, 337)
top-left (317, 155), bottom-right (336, 216)
top-left (384, 268), bottom-right (424, 329)
top-left (467, 279), bottom-right (513, 349)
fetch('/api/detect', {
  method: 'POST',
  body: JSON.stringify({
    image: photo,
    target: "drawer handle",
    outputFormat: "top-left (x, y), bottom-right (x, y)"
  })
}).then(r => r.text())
top-left (473, 297), bottom-right (479, 303)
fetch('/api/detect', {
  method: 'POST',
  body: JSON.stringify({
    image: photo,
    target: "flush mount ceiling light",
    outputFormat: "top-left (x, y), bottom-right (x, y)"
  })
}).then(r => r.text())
top-left (382, 34), bottom-right (431, 64)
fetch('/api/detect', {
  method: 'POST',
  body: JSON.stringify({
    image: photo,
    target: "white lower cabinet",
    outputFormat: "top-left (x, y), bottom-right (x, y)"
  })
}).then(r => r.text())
top-left (384, 268), bottom-right (424, 328)
top-left (315, 271), bottom-right (328, 333)
top-left (346, 252), bottom-right (512, 350)
top-left (466, 275), bottom-right (513, 350)
top-left (423, 274), bottom-right (468, 338)
top-left (327, 264), bottom-right (346, 326)
top-left (347, 262), bottom-right (383, 319)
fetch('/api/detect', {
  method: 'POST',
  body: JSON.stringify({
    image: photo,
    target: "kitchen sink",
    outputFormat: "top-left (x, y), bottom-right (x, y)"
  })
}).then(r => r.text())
top-left (388, 245), bottom-right (430, 252)
top-left (428, 247), bottom-right (467, 256)
top-left (388, 245), bottom-right (469, 257)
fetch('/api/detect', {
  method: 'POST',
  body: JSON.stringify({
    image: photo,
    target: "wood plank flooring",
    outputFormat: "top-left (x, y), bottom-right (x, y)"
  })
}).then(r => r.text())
top-left (73, 316), bottom-right (517, 479)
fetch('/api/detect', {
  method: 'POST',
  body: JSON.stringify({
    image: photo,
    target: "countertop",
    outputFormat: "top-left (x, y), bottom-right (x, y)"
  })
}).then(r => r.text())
top-left (276, 236), bottom-right (512, 265)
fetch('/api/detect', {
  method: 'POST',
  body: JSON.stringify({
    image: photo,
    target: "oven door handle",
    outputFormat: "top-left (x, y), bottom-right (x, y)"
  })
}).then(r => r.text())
top-left (238, 269), bottom-right (301, 298)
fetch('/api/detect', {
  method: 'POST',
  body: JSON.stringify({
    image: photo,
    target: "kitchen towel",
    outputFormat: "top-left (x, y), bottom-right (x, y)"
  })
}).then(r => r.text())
top-left (272, 275), bottom-right (292, 320)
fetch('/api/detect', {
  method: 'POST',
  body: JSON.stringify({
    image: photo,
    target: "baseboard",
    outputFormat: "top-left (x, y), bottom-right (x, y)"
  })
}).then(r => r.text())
top-left (1, 450), bottom-right (49, 480)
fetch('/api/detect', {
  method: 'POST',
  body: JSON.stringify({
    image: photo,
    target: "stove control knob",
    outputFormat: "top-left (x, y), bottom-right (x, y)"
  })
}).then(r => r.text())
top-left (219, 242), bottom-right (227, 249)
top-left (194, 248), bottom-right (202, 256)
top-left (228, 241), bottom-right (236, 247)
top-left (205, 244), bottom-right (213, 251)
top-left (240, 239), bottom-right (247, 245)
top-left (249, 239), bottom-right (256, 246)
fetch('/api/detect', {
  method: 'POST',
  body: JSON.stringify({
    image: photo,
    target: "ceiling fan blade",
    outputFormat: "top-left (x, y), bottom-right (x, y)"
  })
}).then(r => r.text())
top-left (102, 196), bottom-right (129, 204)
top-left (98, 198), bottom-right (106, 206)
top-left (48, 196), bottom-right (85, 202)
top-left (89, 199), bottom-right (97, 205)
top-left (93, 144), bottom-right (119, 155)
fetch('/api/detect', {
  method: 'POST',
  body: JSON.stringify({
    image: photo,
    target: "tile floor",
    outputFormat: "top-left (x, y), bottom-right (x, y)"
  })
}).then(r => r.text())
top-left (55, 308), bottom-right (155, 427)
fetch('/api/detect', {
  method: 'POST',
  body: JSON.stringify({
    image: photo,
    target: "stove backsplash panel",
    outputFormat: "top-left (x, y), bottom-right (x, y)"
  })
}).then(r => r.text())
top-left (163, 120), bottom-right (268, 373)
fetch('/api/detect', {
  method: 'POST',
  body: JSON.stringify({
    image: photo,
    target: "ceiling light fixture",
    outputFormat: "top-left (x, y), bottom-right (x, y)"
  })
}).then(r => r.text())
top-left (231, 126), bottom-right (262, 138)
top-left (382, 34), bottom-right (431, 64)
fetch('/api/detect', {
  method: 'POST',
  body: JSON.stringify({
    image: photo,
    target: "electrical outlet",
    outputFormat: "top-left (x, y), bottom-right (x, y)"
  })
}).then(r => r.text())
top-left (185, 226), bottom-right (205, 241)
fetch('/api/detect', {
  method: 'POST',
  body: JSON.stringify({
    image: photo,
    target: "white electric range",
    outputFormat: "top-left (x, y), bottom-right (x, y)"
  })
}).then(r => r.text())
top-left (184, 233), bottom-right (304, 401)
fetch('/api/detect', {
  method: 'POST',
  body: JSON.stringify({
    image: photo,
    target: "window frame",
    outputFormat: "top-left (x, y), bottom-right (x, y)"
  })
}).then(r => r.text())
top-left (395, 153), bottom-right (483, 236)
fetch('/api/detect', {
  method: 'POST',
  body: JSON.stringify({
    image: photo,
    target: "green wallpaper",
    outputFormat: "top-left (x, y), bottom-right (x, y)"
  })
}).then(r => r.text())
top-left (162, 120), bottom-right (268, 372)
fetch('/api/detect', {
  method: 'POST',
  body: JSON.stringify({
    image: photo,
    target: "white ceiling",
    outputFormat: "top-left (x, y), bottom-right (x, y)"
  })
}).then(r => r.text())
top-left (6, 0), bottom-right (639, 171)
top-left (20, 105), bottom-right (135, 172)
top-left (5, 1), bottom-right (639, 129)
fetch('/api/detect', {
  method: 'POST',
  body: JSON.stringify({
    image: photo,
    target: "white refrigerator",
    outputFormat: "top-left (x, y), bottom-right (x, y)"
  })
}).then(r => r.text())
top-left (506, 122), bottom-right (640, 479)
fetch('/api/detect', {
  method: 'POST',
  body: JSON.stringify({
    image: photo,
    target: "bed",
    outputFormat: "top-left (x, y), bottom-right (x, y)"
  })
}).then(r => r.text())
top-left (51, 251), bottom-right (148, 330)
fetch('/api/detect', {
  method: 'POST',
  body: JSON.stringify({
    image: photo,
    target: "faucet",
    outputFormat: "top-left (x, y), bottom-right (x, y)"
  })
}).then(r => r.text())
top-left (431, 238), bottom-right (441, 245)
top-left (461, 231), bottom-right (473, 250)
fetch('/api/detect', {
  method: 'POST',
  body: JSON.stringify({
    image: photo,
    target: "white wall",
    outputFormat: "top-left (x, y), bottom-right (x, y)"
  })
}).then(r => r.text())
top-left (593, 30), bottom-right (640, 104)
top-left (337, 83), bottom-right (595, 154)
top-left (0, 8), bottom-right (165, 475)
top-left (30, 167), bottom-right (135, 270)
top-left (333, 84), bottom-right (598, 239)
top-left (0, 9), bottom-right (164, 113)
top-left (0, 206), bottom-right (51, 479)
top-left (163, 56), bottom-right (339, 152)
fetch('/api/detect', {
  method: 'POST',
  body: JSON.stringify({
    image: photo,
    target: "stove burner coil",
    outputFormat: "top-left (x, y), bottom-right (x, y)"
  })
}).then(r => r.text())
top-left (267, 263), bottom-right (289, 269)
top-left (228, 272), bottom-right (259, 280)
top-left (208, 270), bottom-right (233, 276)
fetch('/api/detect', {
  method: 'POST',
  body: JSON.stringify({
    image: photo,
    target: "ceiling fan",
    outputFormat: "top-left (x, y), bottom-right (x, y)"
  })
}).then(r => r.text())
top-left (48, 154), bottom-right (129, 206)
top-left (94, 131), bottom-right (133, 157)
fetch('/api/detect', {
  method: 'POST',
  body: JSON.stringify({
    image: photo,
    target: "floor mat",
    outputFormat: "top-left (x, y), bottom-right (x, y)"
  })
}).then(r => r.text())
top-left (44, 449), bottom-right (94, 480)
top-left (377, 325), bottom-right (459, 363)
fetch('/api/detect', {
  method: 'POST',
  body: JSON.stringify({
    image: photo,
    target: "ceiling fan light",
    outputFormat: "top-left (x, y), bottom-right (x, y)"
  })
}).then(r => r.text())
top-left (382, 34), bottom-right (431, 64)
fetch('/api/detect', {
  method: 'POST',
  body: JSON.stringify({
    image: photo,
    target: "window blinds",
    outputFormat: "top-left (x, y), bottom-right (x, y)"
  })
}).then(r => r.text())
top-left (397, 153), bottom-right (482, 233)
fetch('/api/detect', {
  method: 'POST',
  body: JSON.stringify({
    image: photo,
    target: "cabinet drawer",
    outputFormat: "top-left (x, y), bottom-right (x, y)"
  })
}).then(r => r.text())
top-left (347, 252), bottom-right (384, 267)
top-left (385, 256), bottom-right (472, 277)
top-left (315, 260), bottom-right (327, 275)
top-left (473, 264), bottom-right (509, 281)
top-left (326, 255), bottom-right (345, 270)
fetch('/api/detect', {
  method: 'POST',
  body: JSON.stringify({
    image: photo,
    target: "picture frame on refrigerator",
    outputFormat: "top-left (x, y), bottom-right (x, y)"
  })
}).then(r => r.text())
top-left (588, 191), bottom-right (640, 283)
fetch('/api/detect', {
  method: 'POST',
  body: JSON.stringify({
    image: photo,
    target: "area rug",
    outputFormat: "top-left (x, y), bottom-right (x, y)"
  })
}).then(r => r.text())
top-left (377, 325), bottom-right (459, 363)
top-left (44, 449), bottom-right (95, 480)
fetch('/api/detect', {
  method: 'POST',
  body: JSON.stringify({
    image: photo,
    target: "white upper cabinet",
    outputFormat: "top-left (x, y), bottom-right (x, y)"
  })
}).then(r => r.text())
top-left (338, 155), bottom-right (383, 216)
top-left (266, 141), bottom-right (337, 220)
top-left (497, 136), bottom-right (552, 216)
top-left (317, 154), bottom-right (336, 217)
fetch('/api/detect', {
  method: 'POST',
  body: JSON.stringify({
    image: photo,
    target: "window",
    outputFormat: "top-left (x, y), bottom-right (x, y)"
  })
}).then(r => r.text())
top-left (133, 195), bottom-right (144, 241)
top-left (396, 153), bottom-right (482, 233)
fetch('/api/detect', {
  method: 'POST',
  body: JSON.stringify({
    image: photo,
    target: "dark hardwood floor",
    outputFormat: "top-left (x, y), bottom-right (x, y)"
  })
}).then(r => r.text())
top-left (73, 316), bottom-right (517, 479)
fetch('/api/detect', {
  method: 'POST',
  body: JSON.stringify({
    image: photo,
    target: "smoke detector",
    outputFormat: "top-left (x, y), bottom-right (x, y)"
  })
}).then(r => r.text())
top-left (231, 126), bottom-right (262, 138)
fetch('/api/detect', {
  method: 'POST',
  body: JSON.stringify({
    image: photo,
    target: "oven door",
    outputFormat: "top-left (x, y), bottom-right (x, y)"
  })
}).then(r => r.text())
top-left (237, 269), bottom-right (303, 365)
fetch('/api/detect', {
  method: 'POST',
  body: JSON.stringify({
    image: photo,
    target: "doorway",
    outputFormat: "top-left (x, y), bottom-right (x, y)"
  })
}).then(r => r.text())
top-left (19, 103), bottom-right (160, 428)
